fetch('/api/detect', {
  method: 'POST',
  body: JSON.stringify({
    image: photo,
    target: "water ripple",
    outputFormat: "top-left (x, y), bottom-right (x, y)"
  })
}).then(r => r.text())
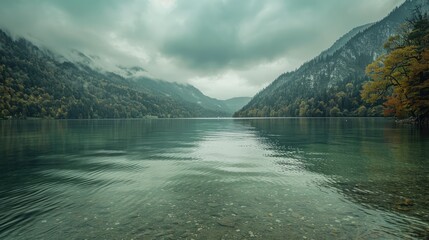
top-left (1, 119), bottom-right (428, 239)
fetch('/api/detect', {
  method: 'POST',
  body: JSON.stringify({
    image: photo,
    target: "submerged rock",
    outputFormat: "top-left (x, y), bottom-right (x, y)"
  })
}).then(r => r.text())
top-left (394, 198), bottom-right (414, 211)
top-left (217, 217), bottom-right (237, 228)
top-left (398, 198), bottom-right (414, 206)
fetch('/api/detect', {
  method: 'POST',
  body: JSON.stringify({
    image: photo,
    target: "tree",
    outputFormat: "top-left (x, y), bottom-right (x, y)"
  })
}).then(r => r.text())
top-left (330, 107), bottom-right (341, 117)
top-left (357, 106), bottom-right (367, 117)
top-left (361, 10), bottom-right (429, 123)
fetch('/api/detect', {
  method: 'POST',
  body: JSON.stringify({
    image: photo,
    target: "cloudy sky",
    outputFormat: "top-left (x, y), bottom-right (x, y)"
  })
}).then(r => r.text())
top-left (0, 0), bottom-right (404, 99)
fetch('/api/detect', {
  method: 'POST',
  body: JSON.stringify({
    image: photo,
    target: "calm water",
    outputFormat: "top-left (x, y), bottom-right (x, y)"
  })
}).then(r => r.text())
top-left (0, 118), bottom-right (428, 239)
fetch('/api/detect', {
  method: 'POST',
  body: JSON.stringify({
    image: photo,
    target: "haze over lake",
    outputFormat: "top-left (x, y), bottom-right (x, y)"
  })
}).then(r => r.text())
top-left (1, 118), bottom-right (428, 239)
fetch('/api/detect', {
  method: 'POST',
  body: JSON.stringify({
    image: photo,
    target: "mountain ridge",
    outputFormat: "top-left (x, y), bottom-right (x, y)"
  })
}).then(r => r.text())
top-left (0, 29), bottom-right (240, 119)
top-left (235, 0), bottom-right (428, 118)
top-left (318, 22), bottom-right (374, 59)
top-left (129, 76), bottom-right (235, 115)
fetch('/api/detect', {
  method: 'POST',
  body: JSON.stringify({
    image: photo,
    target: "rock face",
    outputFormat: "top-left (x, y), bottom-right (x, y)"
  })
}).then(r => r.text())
top-left (235, 0), bottom-right (429, 118)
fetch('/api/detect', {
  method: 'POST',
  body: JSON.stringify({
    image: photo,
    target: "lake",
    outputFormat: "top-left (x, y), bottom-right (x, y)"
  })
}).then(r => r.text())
top-left (0, 118), bottom-right (428, 239)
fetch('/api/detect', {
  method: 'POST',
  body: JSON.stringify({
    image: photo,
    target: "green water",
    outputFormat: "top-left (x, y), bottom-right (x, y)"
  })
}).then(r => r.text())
top-left (0, 118), bottom-right (428, 239)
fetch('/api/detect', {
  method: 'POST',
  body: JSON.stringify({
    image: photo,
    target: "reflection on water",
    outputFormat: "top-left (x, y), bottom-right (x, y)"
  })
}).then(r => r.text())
top-left (245, 118), bottom-right (429, 221)
top-left (0, 119), bottom-right (428, 239)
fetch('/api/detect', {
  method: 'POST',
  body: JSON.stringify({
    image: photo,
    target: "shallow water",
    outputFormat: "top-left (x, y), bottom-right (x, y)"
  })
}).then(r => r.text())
top-left (0, 118), bottom-right (428, 239)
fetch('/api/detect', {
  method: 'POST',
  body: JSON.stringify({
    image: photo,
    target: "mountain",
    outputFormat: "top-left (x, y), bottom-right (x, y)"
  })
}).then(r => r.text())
top-left (318, 23), bottom-right (374, 59)
top-left (63, 49), bottom-right (235, 116)
top-left (65, 50), bottom-right (242, 116)
top-left (0, 30), bottom-right (231, 119)
top-left (223, 97), bottom-right (252, 113)
top-left (235, 0), bottom-right (429, 118)
top-left (130, 77), bottom-right (235, 115)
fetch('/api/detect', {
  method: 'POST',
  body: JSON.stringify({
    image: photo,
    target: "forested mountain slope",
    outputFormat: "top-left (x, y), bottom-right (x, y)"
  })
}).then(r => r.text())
top-left (0, 30), bottom-right (231, 119)
top-left (235, 0), bottom-right (428, 117)
top-left (130, 77), bottom-right (236, 115)
top-left (223, 97), bottom-right (252, 113)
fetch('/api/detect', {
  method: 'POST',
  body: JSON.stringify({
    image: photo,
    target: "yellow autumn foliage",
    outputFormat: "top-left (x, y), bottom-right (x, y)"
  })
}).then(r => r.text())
top-left (361, 13), bottom-right (429, 120)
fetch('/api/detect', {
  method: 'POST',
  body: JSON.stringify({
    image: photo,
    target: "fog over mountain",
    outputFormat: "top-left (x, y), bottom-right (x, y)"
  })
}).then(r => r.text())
top-left (0, 0), bottom-right (404, 99)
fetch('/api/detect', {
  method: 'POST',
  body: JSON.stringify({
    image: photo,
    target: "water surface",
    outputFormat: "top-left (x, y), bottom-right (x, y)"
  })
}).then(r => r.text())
top-left (0, 118), bottom-right (428, 239)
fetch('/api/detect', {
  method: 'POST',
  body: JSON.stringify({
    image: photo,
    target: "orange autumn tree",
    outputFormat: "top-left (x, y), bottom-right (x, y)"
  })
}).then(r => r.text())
top-left (362, 10), bottom-right (429, 122)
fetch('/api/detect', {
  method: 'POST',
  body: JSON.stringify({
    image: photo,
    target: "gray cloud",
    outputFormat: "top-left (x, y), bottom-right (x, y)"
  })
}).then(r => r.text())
top-left (161, 0), bottom-right (405, 71)
top-left (0, 0), bottom-right (405, 99)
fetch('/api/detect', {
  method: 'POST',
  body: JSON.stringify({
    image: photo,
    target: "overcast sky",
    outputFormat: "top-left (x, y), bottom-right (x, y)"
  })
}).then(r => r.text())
top-left (0, 0), bottom-right (405, 99)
